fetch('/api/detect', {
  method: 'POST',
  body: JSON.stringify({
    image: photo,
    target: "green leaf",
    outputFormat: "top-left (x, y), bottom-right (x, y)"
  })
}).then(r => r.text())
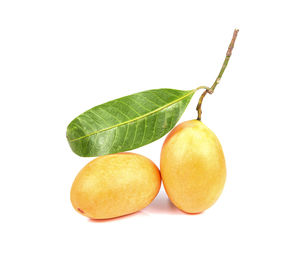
top-left (67, 88), bottom-right (195, 157)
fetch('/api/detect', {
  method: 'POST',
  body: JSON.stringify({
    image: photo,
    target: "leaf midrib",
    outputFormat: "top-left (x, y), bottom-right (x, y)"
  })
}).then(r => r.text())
top-left (69, 89), bottom-right (194, 143)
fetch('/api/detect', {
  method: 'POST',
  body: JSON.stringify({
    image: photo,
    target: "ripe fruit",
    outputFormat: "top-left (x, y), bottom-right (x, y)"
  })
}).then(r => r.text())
top-left (71, 152), bottom-right (161, 219)
top-left (160, 120), bottom-right (226, 214)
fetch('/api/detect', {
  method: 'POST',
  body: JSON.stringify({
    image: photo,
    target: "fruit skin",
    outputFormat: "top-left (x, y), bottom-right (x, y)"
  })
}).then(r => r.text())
top-left (160, 120), bottom-right (226, 214)
top-left (71, 152), bottom-right (161, 219)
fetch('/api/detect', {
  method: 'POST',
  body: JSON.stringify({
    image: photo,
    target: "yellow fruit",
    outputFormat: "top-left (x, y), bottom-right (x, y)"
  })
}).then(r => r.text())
top-left (160, 120), bottom-right (226, 214)
top-left (71, 152), bottom-right (161, 219)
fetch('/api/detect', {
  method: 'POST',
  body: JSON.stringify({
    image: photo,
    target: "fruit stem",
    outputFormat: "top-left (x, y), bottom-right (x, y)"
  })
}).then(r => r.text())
top-left (196, 29), bottom-right (239, 121)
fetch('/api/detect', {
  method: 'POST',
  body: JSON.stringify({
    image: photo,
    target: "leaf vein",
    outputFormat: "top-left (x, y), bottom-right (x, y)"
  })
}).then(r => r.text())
top-left (69, 90), bottom-right (194, 142)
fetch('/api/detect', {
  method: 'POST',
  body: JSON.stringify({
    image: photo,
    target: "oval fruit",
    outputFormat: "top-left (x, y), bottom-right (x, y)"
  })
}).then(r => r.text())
top-left (160, 120), bottom-right (226, 214)
top-left (71, 152), bottom-right (161, 219)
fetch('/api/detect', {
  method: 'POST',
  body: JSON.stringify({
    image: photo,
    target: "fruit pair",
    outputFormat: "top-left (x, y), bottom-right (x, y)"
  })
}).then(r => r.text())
top-left (71, 119), bottom-right (226, 219)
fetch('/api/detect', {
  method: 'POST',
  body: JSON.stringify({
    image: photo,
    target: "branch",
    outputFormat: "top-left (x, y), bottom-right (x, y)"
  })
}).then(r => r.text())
top-left (197, 29), bottom-right (239, 120)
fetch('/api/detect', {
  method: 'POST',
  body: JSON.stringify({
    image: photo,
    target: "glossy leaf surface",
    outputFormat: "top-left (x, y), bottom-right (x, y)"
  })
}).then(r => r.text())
top-left (67, 89), bottom-right (195, 157)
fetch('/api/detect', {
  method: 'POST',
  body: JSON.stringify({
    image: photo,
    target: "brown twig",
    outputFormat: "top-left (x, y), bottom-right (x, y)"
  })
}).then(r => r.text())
top-left (196, 29), bottom-right (239, 121)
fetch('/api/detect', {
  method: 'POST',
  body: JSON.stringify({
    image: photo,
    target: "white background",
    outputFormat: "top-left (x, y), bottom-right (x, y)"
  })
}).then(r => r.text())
top-left (1, 0), bottom-right (299, 254)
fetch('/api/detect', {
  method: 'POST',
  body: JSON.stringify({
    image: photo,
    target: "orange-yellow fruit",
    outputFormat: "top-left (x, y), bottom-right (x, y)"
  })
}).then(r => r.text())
top-left (160, 120), bottom-right (226, 214)
top-left (71, 152), bottom-right (161, 219)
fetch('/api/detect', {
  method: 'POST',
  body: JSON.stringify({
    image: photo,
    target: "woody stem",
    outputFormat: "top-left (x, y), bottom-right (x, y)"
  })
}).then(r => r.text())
top-left (197, 29), bottom-right (239, 121)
